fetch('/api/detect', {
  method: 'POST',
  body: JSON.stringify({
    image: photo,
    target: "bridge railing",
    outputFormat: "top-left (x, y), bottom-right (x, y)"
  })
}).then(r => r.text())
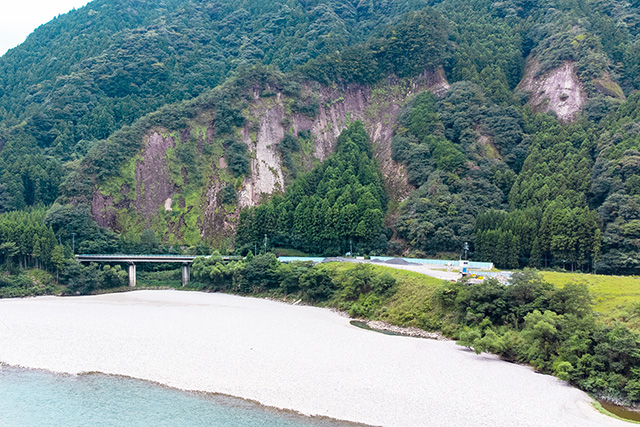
top-left (75, 254), bottom-right (240, 262)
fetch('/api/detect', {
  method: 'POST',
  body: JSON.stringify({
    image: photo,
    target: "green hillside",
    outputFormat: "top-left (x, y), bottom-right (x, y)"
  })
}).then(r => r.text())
top-left (0, 0), bottom-right (433, 211)
top-left (4, 0), bottom-right (640, 273)
top-left (542, 271), bottom-right (640, 330)
top-left (4, 0), bottom-right (640, 410)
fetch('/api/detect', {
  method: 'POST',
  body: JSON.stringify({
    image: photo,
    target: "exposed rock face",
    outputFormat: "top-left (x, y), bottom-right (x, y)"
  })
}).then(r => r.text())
top-left (202, 167), bottom-right (236, 243)
top-left (134, 133), bottom-right (176, 222)
top-left (93, 69), bottom-right (450, 243)
top-left (92, 132), bottom-right (176, 229)
top-left (239, 94), bottom-right (287, 208)
top-left (236, 69), bottom-right (449, 210)
top-left (518, 60), bottom-right (587, 123)
top-left (92, 190), bottom-right (116, 229)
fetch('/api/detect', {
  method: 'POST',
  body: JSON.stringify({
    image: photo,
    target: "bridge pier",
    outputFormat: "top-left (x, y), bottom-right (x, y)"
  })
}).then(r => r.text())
top-left (76, 255), bottom-right (237, 287)
top-left (182, 263), bottom-right (190, 287)
top-left (128, 263), bottom-right (136, 287)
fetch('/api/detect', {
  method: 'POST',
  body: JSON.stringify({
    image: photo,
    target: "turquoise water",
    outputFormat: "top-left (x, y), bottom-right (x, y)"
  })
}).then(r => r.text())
top-left (0, 367), bottom-right (356, 427)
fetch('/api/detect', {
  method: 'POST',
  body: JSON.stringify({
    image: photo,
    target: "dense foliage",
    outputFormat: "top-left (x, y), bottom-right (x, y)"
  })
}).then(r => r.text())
top-left (392, 86), bottom-right (514, 256)
top-left (0, 0), bottom-right (432, 140)
top-left (0, 0), bottom-right (436, 213)
top-left (5, 0), bottom-right (640, 272)
top-left (0, 208), bottom-right (64, 297)
top-left (193, 254), bottom-right (398, 317)
top-left (236, 122), bottom-right (388, 255)
top-left (0, 208), bottom-right (62, 271)
top-left (4, 0), bottom-right (640, 412)
top-left (449, 271), bottom-right (640, 404)
top-left (300, 7), bottom-right (450, 85)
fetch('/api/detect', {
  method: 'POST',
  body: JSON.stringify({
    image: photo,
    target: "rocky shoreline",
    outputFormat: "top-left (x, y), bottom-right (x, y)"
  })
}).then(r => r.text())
top-left (363, 320), bottom-right (448, 340)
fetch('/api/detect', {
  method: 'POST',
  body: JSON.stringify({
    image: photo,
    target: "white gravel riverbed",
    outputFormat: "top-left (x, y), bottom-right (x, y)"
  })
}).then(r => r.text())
top-left (0, 290), bottom-right (627, 427)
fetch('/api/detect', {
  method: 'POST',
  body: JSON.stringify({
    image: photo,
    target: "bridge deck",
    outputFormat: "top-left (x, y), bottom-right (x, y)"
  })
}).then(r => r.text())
top-left (75, 255), bottom-right (238, 263)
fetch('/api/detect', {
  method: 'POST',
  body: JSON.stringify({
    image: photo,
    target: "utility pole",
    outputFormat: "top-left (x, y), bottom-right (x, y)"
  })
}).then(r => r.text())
top-left (71, 233), bottom-right (76, 255)
top-left (264, 234), bottom-right (268, 254)
top-left (461, 242), bottom-right (470, 277)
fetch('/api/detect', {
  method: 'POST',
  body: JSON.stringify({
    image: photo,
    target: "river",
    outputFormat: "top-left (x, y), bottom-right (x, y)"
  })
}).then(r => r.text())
top-left (0, 290), bottom-right (629, 426)
top-left (0, 366), bottom-right (356, 426)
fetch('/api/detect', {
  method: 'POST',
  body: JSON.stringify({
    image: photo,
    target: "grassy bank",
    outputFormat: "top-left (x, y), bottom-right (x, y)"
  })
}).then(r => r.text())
top-left (0, 269), bottom-right (60, 298)
top-left (542, 271), bottom-right (640, 331)
top-left (320, 263), bottom-right (445, 330)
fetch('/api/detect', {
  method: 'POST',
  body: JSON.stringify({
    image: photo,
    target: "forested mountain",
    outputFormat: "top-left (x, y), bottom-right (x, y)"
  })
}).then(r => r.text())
top-left (0, 0), bottom-right (434, 212)
top-left (5, 0), bottom-right (640, 273)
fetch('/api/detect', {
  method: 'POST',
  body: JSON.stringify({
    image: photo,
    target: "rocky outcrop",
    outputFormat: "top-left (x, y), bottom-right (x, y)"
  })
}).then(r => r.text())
top-left (93, 69), bottom-right (450, 243)
top-left (92, 190), bottom-right (117, 229)
top-left (201, 167), bottom-right (236, 244)
top-left (92, 132), bottom-right (177, 229)
top-left (238, 94), bottom-right (287, 208)
top-left (236, 84), bottom-right (376, 209)
top-left (134, 133), bottom-right (176, 221)
top-left (518, 60), bottom-right (587, 123)
top-left (518, 58), bottom-right (625, 123)
top-left (236, 68), bottom-right (449, 210)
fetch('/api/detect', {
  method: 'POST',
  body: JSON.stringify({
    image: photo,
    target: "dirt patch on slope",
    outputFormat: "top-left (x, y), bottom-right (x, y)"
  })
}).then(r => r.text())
top-left (518, 59), bottom-right (587, 123)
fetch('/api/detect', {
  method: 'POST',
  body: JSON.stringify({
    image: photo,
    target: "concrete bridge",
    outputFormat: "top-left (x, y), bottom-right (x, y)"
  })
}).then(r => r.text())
top-left (75, 254), bottom-right (238, 287)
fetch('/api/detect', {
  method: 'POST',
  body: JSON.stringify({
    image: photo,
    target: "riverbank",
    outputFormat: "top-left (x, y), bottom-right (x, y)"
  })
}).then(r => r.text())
top-left (0, 290), bottom-right (630, 426)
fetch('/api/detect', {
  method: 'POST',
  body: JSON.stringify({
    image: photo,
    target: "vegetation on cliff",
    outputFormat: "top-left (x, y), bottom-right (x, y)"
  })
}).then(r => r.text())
top-left (4, 2), bottom-right (640, 279)
top-left (4, 0), bottom-right (640, 414)
top-left (236, 122), bottom-right (388, 255)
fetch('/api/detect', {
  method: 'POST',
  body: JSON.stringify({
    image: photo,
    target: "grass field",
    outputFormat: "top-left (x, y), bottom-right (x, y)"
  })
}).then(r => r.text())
top-left (541, 271), bottom-right (640, 330)
top-left (326, 265), bottom-right (640, 332)
top-left (308, 263), bottom-right (640, 332)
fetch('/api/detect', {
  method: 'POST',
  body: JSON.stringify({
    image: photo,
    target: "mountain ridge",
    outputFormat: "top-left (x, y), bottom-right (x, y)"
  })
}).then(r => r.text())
top-left (3, 0), bottom-right (640, 273)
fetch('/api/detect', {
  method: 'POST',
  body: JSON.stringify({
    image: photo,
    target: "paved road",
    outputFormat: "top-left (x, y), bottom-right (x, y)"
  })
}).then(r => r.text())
top-left (368, 260), bottom-right (462, 280)
top-left (334, 257), bottom-right (462, 281)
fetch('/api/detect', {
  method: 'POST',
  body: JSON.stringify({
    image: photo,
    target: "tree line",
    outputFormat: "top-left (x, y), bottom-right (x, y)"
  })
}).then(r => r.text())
top-left (450, 270), bottom-right (640, 404)
top-left (0, 208), bottom-right (64, 272)
top-left (236, 122), bottom-right (388, 256)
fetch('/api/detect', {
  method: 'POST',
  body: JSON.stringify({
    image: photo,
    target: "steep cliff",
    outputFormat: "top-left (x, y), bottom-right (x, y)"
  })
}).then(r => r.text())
top-left (518, 58), bottom-right (625, 123)
top-left (91, 70), bottom-right (449, 246)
